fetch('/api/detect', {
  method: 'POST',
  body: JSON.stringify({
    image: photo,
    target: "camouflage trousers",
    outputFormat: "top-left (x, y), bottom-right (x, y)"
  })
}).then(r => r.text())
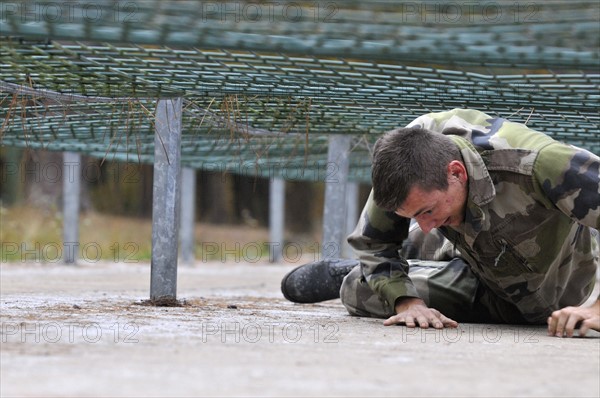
top-left (340, 224), bottom-right (533, 324)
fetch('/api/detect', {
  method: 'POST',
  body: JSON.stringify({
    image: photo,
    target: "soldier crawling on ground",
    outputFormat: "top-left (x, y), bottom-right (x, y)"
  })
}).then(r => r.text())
top-left (282, 108), bottom-right (600, 337)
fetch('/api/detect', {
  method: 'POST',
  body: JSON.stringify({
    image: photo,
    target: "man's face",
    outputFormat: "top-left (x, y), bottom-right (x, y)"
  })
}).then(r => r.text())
top-left (394, 161), bottom-right (468, 234)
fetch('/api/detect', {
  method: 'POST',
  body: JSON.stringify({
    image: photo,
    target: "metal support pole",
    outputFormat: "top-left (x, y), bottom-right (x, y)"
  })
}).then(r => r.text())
top-left (62, 151), bottom-right (81, 264)
top-left (322, 135), bottom-right (351, 259)
top-left (342, 181), bottom-right (359, 258)
top-left (180, 167), bottom-right (196, 265)
top-left (151, 98), bottom-right (182, 300)
top-left (269, 177), bottom-right (285, 263)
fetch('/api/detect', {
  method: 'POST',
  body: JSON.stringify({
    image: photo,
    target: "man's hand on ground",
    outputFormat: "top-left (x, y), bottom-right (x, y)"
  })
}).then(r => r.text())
top-left (383, 297), bottom-right (459, 329)
top-left (547, 299), bottom-right (600, 337)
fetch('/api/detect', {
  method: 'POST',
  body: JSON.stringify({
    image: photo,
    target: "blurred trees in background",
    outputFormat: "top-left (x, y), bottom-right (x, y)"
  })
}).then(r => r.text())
top-left (0, 147), bottom-right (367, 234)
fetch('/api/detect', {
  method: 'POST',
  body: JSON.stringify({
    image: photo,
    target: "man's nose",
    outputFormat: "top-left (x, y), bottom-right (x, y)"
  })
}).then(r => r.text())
top-left (416, 218), bottom-right (436, 234)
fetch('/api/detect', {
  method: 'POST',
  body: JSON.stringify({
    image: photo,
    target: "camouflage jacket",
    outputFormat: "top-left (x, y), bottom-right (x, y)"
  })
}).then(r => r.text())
top-left (348, 108), bottom-right (600, 323)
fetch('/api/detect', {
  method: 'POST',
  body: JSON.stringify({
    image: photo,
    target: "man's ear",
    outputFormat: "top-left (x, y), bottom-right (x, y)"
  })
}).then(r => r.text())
top-left (447, 160), bottom-right (468, 183)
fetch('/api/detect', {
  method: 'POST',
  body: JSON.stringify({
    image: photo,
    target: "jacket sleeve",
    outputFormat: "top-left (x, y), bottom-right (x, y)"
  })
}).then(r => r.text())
top-left (346, 190), bottom-right (420, 313)
top-left (534, 142), bottom-right (600, 229)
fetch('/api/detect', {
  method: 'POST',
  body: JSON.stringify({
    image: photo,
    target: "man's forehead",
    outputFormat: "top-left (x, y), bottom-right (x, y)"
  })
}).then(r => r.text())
top-left (396, 188), bottom-right (435, 217)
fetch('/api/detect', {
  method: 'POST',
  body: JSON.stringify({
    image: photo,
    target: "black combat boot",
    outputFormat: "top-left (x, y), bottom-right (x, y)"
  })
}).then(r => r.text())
top-left (281, 258), bottom-right (360, 303)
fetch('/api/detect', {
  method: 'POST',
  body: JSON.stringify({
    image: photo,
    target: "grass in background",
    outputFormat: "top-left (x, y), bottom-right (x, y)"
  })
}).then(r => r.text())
top-left (0, 205), bottom-right (320, 264)
top-left (1, 205), bottom-right (153, 263)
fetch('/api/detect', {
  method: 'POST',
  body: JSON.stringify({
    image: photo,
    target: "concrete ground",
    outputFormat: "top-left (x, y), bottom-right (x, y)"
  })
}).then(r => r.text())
top-left (1, 261), bottom-right (599, 398)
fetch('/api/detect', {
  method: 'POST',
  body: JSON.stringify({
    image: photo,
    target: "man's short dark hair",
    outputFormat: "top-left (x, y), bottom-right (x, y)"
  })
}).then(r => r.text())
top-left (372, 127), bottom-right (461, 211)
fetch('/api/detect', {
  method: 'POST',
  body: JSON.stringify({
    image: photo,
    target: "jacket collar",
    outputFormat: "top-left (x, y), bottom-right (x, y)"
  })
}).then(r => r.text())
top-left (449, 136), bottom-right (496, 246)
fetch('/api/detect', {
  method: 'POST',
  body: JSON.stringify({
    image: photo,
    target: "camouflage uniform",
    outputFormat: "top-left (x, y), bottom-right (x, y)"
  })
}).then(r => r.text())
top-left (341, 108), bottom-right (600, 324)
